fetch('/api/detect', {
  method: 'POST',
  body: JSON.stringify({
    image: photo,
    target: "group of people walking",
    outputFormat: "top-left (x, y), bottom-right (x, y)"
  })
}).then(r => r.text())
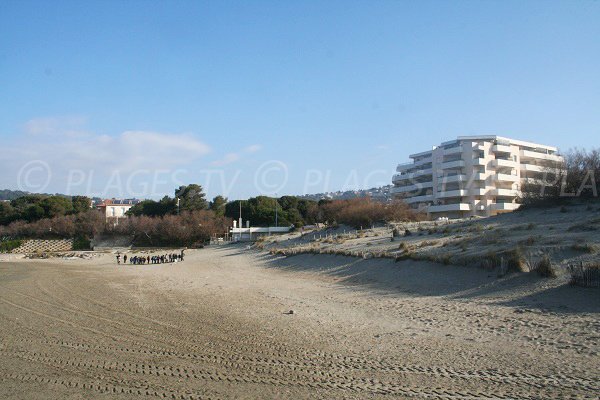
top-left (116, 250), bottom-right (185, 265)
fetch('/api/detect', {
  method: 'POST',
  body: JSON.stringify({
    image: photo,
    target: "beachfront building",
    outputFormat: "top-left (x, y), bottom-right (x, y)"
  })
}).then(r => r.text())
top-left (391, 136), bottom-right (563, 218)
top-left (96, 199), bottom-right (140, 222)
top-left (229, 219), bottom-right (292, 241)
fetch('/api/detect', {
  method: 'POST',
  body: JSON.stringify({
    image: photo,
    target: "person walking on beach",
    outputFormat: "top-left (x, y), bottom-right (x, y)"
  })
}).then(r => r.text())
top-left (123, 254), bottom-right (127, 264)
top-left (116, 254), bottom-right (121, 264)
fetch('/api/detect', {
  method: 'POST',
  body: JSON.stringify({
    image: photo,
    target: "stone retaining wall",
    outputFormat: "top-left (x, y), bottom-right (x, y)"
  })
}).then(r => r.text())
top-left (11, 239), bottom-right (73, 253)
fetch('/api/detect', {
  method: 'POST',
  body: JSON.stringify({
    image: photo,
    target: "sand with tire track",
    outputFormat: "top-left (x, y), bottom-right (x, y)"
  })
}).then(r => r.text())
top-left (0, 245), bottom-right (598, 399)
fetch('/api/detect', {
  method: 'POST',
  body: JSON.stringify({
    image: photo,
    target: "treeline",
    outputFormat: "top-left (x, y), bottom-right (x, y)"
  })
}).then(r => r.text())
top-left (128, 189), bottom-right (424, 229)
top-left (0, 194), bottom-right (92, 225)
top-left (224, 196), bottom-right (423, 229)
top-left (0, 184), bottom-right (230, 248)
top-left (0, 182), bottom-right (423, 247)
top-left (521, 148), bottom-right (600, 206)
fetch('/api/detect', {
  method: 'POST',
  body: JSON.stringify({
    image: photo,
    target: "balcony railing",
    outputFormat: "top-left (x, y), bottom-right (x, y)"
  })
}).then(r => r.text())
top-left (404, 194), bottom-right (434, 204)
top-left (391, 181), bottom-right (434, 194)
top-left (442, 145), bottom-right (463, 155)
top-left (392, 168), bottom-right (434, 182)
top-left (437, 174), bottom-right (467, 184)
top-left (436, 188), bottom-right (487, 198)
top-left (491, 159), bottom-right (517, 168)
top-left (440, 159), bottom-right (465, 170)
top-left (495, 173), bottom-right (519, 182)
top-left (492, 144), bottom-right (512, 153)
top-left (427, 203), bottom-right (471, 213)
top-left (520, 149), bottom-right (562, 162)
top-left (520, 163), bottom-right (555, 173)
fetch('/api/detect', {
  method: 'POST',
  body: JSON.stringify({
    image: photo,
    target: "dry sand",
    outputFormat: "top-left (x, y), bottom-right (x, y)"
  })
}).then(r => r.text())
top-left (0, 245), bottom-right (598, 399)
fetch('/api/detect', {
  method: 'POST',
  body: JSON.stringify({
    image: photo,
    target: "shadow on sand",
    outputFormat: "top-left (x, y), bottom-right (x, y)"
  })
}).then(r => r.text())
top-left (253, 249), bottom-right (599, 314)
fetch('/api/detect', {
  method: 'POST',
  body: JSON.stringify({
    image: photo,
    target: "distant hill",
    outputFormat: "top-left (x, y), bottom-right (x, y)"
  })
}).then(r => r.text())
top-left (0, 189), bottom-right (95, 202)
top-left (297, 185), bottom-right (393, 203)
top-left (0, 189), bottom-right (30, 201)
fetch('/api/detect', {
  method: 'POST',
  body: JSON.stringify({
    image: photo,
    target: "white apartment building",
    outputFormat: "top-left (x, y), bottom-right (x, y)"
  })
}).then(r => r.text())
top-left (391, 136), bottom-right (563, 218)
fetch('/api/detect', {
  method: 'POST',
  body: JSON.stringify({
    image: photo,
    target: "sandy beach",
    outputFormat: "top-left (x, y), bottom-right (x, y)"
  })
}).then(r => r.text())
top-left (0, 245), bottom-right (598, 399)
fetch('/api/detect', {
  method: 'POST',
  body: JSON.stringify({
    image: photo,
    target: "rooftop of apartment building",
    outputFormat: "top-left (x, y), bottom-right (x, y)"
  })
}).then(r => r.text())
top-left (408, 135), bottom-right (559, 159)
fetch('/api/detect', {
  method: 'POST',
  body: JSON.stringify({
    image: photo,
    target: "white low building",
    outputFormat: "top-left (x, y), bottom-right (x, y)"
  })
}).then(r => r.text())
top-left (391, 136), bottom-right (563, 218)
top-left (230, 219), bottom-right (291, 241)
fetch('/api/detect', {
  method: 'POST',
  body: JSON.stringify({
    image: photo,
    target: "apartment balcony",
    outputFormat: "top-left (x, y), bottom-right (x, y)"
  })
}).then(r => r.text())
top-left (404, 194), bottom-right (434, 204)
top-left (490, 202), bottom-right (520, 211)
top-left (491, 159), bottom-right (517, 168)
top-left (414, 156), bottom-right (432, 166)
top-left (442, 145), bottom-right (463, 156)
top-left (391, 181), bottom-right (434, 194)
top-left (392, 168), bottom-right (433, 182)
top-left (472, 173), bottom-right (486, 181)
top-left (473, 143), bottom-right (486, 152)
top-left (495, 173), bottom-right (520, 182)
top-left (520, 149), bottom-right (562, 162)
top-left (440, 159), bottom-right (465, 170)
top-left (397, 155), bottom-right (434, 171)
top-left (492, 188), bottom-right (520, 197)
top-left (523, 177), bottom-right (548, 186)
top-left (472, 158), bottom-right (486, 166)
top-left (520, 163), bottom-right (546, 173)
top-left (437, 188), bottom-right (487, 199)
top-left (427, 203), bottom-right (471, 213)
top-left (492, 144), bottom-right (512, 153)
top-left (438, 174), bottom-right (467, 184)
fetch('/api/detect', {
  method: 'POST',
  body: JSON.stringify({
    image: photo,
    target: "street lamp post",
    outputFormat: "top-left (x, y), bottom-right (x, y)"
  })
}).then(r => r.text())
top-left (274, 194), bottom-right (278, 228)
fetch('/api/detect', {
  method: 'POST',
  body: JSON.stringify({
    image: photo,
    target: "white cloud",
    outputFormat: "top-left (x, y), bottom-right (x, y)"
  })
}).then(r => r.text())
top-left (211, 152), bottom-right (240, 167)
top-left (23, 116), bottom-right (88, 136)
top-left (0, 117), bottom-right (212, 195)
top-left (244, 144), bottom-right (262, 153)
top-left (211, 144), bottom-right (262, 166)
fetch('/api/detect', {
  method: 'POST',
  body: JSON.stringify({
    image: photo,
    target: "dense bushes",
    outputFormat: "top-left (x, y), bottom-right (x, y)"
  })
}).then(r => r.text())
top-left (106, 211), bottom-right (230, 247)
top-left (0, 209), bottom-right (230, 248)
top-left (0, 195), bottom-right (91, 225)
top-left (225, 196), bottom-right (318, 227)
top-left (318, 198), bottom-right (424, 229)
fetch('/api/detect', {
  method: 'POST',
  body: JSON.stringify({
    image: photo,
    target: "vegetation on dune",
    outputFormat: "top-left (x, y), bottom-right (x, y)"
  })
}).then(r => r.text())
top-left (520, 148), bottom-right (600, 207)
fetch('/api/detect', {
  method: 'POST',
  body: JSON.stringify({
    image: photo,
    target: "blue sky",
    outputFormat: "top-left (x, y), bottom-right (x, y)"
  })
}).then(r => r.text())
top-left (1, 1), bottom-right (598, 200)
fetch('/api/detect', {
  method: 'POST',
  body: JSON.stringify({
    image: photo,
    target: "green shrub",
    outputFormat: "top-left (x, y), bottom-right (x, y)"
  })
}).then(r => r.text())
top-left (0, 239), bottom-right (23, 253)
top-left (72, 235), bottom-right (91, 250)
